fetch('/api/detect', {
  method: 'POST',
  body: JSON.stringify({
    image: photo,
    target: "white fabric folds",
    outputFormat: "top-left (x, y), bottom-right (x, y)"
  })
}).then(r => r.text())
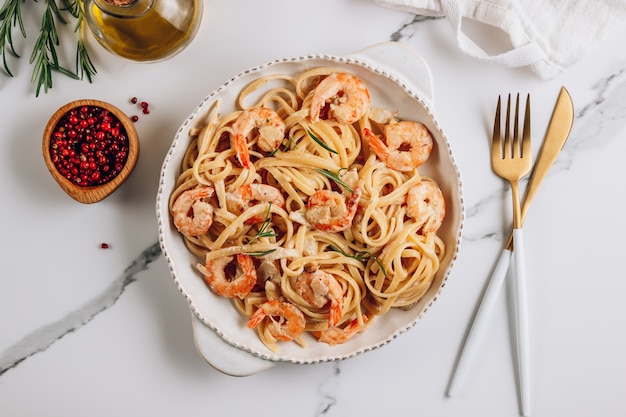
top-left (376, 0), bottom-right (626, 79)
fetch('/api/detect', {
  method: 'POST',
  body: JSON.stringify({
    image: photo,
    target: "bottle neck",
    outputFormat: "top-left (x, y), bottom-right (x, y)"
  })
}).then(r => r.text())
top-left (93, 0), bottom-right (154, 18)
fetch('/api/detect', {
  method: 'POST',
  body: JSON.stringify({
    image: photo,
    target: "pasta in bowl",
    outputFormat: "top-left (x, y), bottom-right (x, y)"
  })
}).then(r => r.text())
top-left (157, 42), bottom-right (463, 365)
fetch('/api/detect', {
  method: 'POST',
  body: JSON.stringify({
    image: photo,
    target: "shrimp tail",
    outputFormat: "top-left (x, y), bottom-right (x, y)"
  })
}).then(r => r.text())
top-left (248, 307), bottom-right (266, 328)
top-left (345, 315), bottom-right (368, 334)
top-left (329, 299), bottom-right (342, 328)
top-left (236, 253), bottom-right (256, 278)
top-left (310, 101), bottom-right (322, 123)
top-left (234, 133), bottom-right (252, 168)
top-left (313, 314), bottom-right (369, 346)
top-left (364, 128), bottom-right (389, 162)
top-left (195, 188), bottom-right (212, 199)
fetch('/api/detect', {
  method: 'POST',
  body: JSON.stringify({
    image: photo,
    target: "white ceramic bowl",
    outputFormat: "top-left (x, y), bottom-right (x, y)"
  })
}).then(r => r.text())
top-left (156, 42), bottom-right (464, 375)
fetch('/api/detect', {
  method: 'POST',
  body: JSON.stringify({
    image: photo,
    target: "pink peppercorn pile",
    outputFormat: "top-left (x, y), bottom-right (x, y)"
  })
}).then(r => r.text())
top-left (49, 106), bottom-right (130, 187)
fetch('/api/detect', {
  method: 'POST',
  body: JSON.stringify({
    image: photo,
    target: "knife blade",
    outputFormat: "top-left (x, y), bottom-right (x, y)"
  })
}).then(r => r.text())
top-left (447, 87), bottom-right (574, 402)
top-left (509, 86), bottom-right (574, 249)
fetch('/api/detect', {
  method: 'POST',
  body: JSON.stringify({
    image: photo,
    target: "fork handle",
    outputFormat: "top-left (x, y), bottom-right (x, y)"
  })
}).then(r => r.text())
top-left (513, 228), bottom-right (530, 416)
top-left (447, 248), bottom-right (512, 397)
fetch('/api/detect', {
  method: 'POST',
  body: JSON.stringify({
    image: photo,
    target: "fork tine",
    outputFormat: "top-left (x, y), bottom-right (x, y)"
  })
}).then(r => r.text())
top-left (492, 95), bottom-right (502, 158)
top-left (504, 94), bottom-right (511, 158)
top-left (513, 93), bottom-right (520, 158)
top-left (522, 94), bottom-right (531, 158)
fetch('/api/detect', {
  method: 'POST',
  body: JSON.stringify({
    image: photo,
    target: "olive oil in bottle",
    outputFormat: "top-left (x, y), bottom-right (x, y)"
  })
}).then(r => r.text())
top-left (84, 0), bottom-right (202, 62)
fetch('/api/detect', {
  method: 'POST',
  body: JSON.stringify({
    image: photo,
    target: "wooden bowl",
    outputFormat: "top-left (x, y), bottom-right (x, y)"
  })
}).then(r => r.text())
top-left (42, 99), bottom-right (139, 204)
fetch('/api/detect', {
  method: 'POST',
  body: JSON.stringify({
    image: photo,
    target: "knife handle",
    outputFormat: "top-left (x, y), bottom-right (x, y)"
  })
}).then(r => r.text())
top-left (448, 248), bottom-right (512, 397)
top-left (513, 228), bottom-right (530, 416)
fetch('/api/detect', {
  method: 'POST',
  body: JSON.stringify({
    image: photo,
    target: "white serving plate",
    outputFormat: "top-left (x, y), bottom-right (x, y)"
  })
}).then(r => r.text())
top-left (156, 41), bottom-right (464, 376)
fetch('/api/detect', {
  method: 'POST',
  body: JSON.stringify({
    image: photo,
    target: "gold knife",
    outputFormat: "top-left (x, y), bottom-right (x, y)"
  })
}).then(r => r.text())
top-left (448, 87), bottom-right (574, 408)
top-left (508, 86), bottom-right (574, 249)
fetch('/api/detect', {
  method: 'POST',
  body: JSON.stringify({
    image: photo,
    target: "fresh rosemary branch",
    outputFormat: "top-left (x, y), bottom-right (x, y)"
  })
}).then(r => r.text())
top-left (0, 0), bottom-right (96, 95)
top-left (316, 168), bottom-right (355, 194)
top-left (76, 38), bottom-right (96, 82)
top-left (0, 0), bottom-right (25, 76)
top-left (66, 0), bottom-right (96, 82)
top-left (64, 0), bottom-right (80, 20)
top-left (30, 1), bottom-right (72, 96)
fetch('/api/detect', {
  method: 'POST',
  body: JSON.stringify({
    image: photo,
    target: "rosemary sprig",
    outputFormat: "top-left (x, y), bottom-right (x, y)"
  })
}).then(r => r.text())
top-left (29, 1), bottom-right (72, 96)
top-left (268, 135), bottom-right (297, 157)
top-left (0, 0), bottom-right (25, 76)
top-left (76, 38), bottom-right (96, 82)
top-left (1, 0), bottom-right (96, 95)
top-left (307, 129), bottom-right (338, 154)
top-left (316, 168), bottom-right (354, 194)
top-left (254, 203), bottom-right (278, 239)
top-left (243, 204), bottom-right (278, 257)
top-left (328, 245), bottom-right (387, 276)
top-left (67, 0), bottom-right (97, 82)
top-left (64, 0), bottom-right (80, 19)
top-left (246, 249), bottom-right (277, 257)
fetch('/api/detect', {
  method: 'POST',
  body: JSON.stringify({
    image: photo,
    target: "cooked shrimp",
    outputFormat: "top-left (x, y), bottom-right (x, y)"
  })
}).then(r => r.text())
top-left (232, 107), bottom-right (286, 168)
top-left (310, 72), bottom-right (371, 124)
top-left (313, 315), bottom-right (368, 346)
top-left (296, 268), bottom-right (344, 327)
top-left (171, 187), bottom-right (215, 237)
top-left (225, 183), bottom-right (285, 224)
top-left (201, 253), bottom-right (257, 299)
top-left (365, 120), bottom-right (433, 172)
top-left (248, 300), bottom-right (306, 342)
top-left (407, 179), bottom-right (445, 233)
top-left (304, 187), bottom-right (362, 232)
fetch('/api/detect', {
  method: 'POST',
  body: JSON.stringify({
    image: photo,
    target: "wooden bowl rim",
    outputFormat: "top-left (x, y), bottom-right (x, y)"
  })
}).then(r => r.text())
top-left (42, 99), bottom-right (139, 204)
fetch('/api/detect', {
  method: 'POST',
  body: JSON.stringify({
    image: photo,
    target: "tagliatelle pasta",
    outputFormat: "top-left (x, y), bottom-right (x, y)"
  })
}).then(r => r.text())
top-left (169, 67), bottom-right (446, 352)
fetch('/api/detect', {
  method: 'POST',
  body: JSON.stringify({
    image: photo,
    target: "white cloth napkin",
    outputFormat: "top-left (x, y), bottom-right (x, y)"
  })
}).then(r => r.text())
top-left (376, 0), bottom-right (626, 79)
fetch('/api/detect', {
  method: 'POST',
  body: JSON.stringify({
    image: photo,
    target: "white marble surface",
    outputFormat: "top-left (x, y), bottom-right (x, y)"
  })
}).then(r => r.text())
top-left (2, 1), bottom-right (625, 416)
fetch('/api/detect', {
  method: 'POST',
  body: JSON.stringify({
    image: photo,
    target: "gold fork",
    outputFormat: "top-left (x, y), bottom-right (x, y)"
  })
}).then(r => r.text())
top-left (493, 94), bottom-right (532, 237)
top-left (492, 93), bottom-right (532, 416)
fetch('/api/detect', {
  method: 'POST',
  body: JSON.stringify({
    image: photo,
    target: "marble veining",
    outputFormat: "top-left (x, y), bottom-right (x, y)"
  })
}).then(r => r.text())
top-left (0, 243), bottom-right (162, 376)
top-left (571, 67), bottom-right (626, 153)
top-left (390, 15), bottom-right (444, 42)
top-left (314, 362), bottom-right (341, 416)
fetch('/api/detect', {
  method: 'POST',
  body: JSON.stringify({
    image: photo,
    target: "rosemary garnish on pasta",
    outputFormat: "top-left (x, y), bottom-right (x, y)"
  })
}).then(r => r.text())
top-left (246, 249), bottom-right (277, 257)
top-left (316, 168), bottom-right (355, 194)
top-left (328, 245), bottom-right (387, 276)
top-left (254, 204), bottom-right (278, 239)
top-left (307, 129), bottom-right (338, 154)
top-left (268, 135), bottom-right (297, 156)
top-left (244, 204), bottom-right (278, 257)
